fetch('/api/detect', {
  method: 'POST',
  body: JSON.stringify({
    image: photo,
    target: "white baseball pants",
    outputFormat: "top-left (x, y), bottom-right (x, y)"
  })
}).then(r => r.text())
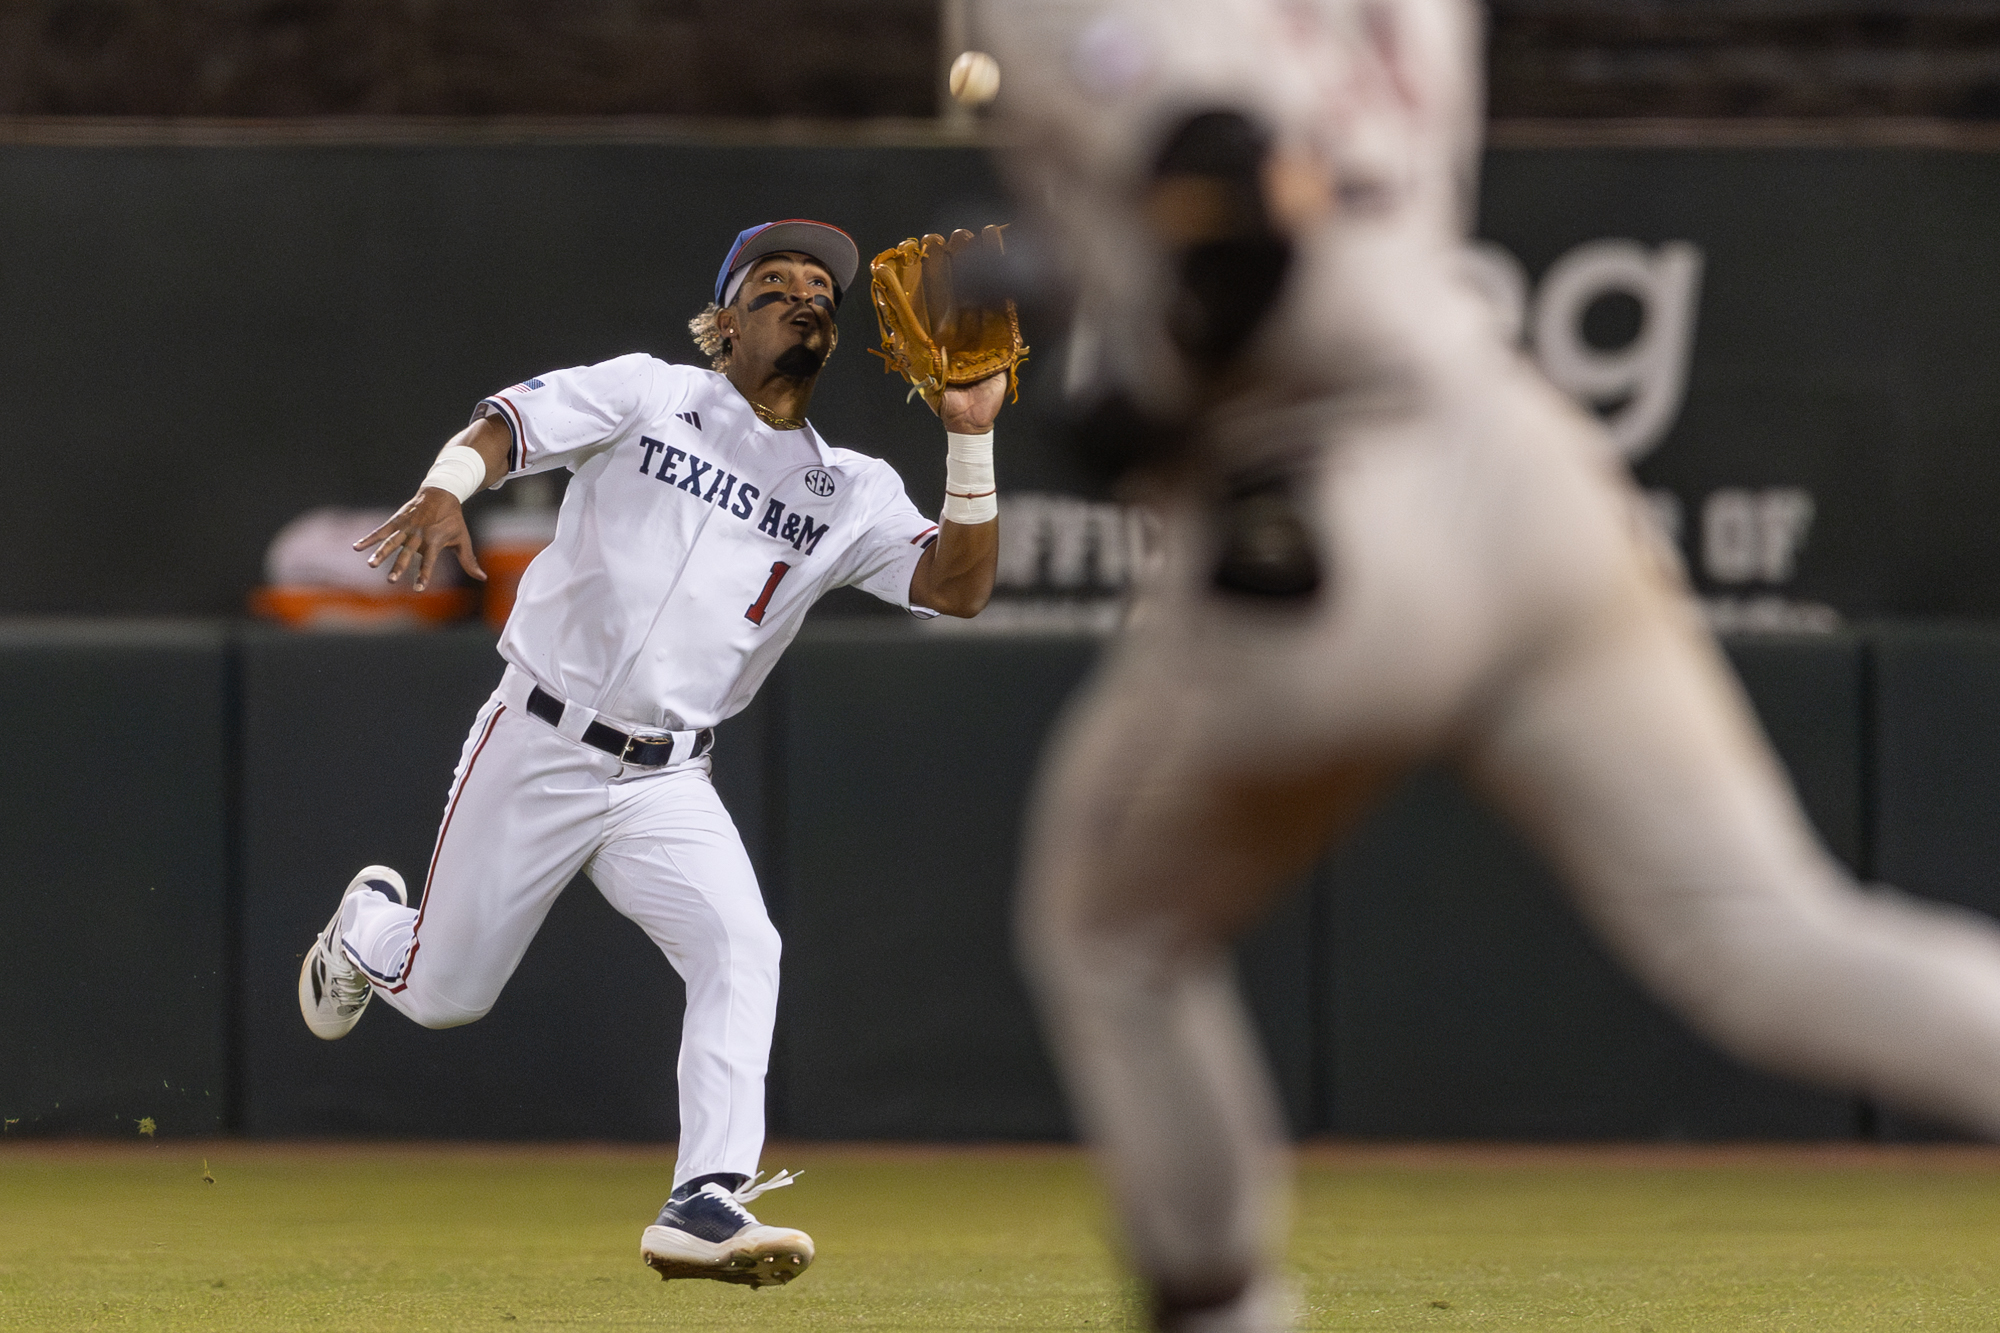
top-left (338, 664), bottom-right (779, 1187)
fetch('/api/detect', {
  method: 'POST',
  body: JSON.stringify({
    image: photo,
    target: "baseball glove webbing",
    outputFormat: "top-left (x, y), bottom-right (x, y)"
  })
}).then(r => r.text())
top-left (868, 225), bottom-right (1029, 408)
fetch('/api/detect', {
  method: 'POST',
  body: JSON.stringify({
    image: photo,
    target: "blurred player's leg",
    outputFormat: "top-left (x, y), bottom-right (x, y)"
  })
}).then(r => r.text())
top-left (1019, 357), bottom-right (2000, 1327)
top-left (1020, 656), bottom-right (1402, 1330)
top-left (1012, 246), bottom-right (1541, 1327)
top-left (337, 693), bottom-right (604, 1029)
top-left (585, 765), bottom-right (781, 1188)
top-left (1465, 561), bottom-right (2000, 1134)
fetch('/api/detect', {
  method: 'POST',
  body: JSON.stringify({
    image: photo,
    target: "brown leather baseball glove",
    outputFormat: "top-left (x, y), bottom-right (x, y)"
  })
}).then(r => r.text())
top-left (868, 225), bottom-right (1029, 410)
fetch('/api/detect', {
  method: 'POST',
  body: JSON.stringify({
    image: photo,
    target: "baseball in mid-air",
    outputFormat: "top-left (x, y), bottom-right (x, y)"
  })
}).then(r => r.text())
top-left (950, 50), bottom-right (1001, 105)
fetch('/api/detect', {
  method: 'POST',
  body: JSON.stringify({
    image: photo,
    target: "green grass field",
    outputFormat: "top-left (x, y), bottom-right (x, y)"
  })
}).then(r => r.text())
top-left (2, 1141), bottom-right (1997, 1330)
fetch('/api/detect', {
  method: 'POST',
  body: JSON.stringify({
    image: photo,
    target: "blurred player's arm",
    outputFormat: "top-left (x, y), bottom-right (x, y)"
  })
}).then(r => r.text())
top-left (353, 415), bottom-right (512, 592)
top-left (910, 372), bottom-right (1005, 617)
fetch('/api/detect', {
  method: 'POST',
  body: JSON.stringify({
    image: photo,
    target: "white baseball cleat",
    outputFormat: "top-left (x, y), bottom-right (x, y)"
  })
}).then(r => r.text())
top-left (641, 1170), bottom-right (814, 1288)
top-left (297, 865), bottom-right (406, 1041)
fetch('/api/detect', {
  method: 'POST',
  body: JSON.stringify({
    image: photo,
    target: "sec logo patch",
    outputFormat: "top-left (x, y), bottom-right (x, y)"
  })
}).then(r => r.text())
top-left (803, 468), bottom-right (835, 497)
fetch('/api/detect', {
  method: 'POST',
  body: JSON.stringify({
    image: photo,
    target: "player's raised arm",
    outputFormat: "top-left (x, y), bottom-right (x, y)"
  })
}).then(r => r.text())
top-left (867, 226), bottom-right (1027, 619)
top-left (353, 414), bottom-right (511, 592)
top-left (910, 370), bottom-right (1005, 617)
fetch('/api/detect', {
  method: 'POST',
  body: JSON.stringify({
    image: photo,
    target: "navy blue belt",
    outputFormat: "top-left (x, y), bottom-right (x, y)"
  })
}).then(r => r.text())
top-left (526, 685), bottom-right (712, 768)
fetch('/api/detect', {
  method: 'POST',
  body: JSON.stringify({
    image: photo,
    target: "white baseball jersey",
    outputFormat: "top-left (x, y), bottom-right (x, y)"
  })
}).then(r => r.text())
top-left (475, 354), bottom-right (940, 733)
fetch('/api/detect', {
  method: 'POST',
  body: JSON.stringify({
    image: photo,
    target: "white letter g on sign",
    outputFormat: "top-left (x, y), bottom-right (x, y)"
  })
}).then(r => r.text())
top-left (1532, 239), bottom-right (1704, 463)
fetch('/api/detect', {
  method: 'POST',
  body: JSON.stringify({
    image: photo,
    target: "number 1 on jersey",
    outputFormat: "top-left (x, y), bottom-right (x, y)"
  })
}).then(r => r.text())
top-left (745, 561), bottom-right (791, 625)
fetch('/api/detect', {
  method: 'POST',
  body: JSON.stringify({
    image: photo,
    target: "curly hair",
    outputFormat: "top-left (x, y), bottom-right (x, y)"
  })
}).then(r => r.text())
top-left (689, 302), bottom-right (730, 371)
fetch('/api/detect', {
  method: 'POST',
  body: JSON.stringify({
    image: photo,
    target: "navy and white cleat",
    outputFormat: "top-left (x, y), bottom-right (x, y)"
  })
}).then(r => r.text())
top-left (641, 1170), bottom-right (814, 1288)
top-left (297, 865), bottom-right (406, 1041)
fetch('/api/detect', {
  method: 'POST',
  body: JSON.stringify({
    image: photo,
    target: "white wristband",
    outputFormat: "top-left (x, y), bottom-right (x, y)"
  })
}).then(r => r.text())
top-left (421, 443), bottom-right (489, 504)
top-left (942, 430), bottom-right (997, 525)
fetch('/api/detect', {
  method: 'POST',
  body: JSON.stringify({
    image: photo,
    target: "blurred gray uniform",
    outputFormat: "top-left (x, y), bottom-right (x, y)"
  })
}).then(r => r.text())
top-left (983, 2), bottom-right (2000, 1329)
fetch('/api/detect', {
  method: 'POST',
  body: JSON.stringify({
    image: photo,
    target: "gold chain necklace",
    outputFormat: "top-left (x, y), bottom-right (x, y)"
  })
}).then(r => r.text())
top-left (750, 400), bottom-right (805, 431)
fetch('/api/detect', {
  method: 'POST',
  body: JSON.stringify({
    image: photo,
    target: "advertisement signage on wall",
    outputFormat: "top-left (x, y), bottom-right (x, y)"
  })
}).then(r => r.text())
top-left (1470, 231), bottom-right (1833, 632)
top-left (982, 145), bottom-right (2000, 631)
top-left (4, 135), bottom-right (1999, 622)
top-left (1483, 146), bottom-right (2000, 626)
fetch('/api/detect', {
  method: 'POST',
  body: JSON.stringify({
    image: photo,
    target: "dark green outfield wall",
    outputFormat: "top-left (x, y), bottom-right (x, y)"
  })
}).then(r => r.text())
top-left (10, 131), bottom-right (2000, 1141)
top-left (0, 621), bottom-right (232, 1136)
top-left (6, 621), bottom-right (2000, 1143)
top-left (4, 140), bottom-right (2000, 620)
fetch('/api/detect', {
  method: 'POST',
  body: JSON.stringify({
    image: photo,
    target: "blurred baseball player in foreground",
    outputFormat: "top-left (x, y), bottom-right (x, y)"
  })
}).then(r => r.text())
top-left (296, 219), bottom-right (1006, 1287)
top-left (983, 2), bottom-right (2000, 1329)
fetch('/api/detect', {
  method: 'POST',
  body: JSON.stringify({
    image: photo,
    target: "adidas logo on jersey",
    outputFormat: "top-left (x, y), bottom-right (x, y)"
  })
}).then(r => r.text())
top-left (676, 411), bottom-right (702, 431)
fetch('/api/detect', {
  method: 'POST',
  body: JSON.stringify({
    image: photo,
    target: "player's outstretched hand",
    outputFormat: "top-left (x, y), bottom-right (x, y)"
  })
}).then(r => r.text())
top-left (934, 371), bottom-right (1007, 435)
top-left (355, 488), bottom-right (487, 592)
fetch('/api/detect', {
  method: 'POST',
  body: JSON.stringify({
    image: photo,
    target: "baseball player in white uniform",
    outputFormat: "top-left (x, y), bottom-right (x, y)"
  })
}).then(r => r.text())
top-left (295, 219), bottom-right (1006, 1288)
top-left (983, 4), bottom-right (2000, 1330)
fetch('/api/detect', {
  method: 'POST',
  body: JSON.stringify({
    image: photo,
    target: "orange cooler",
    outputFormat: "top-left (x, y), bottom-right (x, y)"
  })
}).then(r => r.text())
top-left (477, 507), bottom-right (560, 630)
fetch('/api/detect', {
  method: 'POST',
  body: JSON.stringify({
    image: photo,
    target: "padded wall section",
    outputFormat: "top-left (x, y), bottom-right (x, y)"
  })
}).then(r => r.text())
top-left (770, 627), bottom-right (1333, 1139)
top-left (1239, 886), bottom-right (1319, 1133)
top-left (237, 628), bottom-right (699, 1139)
top-left (1874, 624), bottom-right (2000, 911)
top-left (1319, 633), bottom-right (1865, 1138)
top-left (772, 630), bottom-right (1087, 1139)
top-left (1, 623), bottom-right (1904, 1141)
top-left (1730, 634), bottom-right (1867, 872)
top-left (1868, 624), bottom-right (2000, 1140)
top-left (0, 621), bottom-right (230, 1135)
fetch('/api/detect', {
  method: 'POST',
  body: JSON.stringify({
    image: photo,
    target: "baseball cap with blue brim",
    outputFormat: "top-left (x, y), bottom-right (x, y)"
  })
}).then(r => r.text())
top-left (714, 220), bottom-right (861, 308)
